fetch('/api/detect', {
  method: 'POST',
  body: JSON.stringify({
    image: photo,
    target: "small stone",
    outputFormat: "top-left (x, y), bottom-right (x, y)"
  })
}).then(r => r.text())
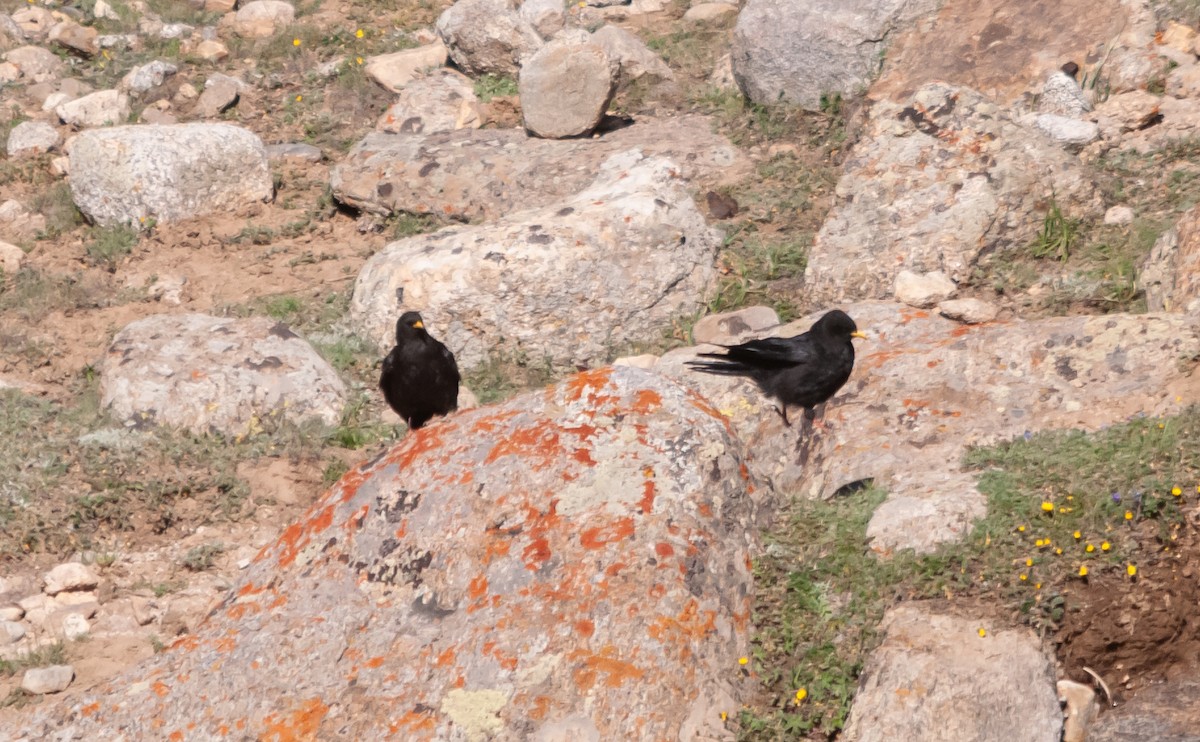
top-left (21, 664), bottom-right (75, 694)
top-left (519, 0), bottom-right (564, 38)
top-left (56, 89), bottom-right (131, 128)
top-left (0, 602), bottom-right (24, 621)
top-left (194, 75), bottom-right (242, 118)
top-left (53, 592), bottom-right (99, 612)
top-left (1161, 20), bottom-right (1197, 54)
top-left (130, 595), bottom-right (156, 626)
top-left (158, 22), bottom-right (193, 40)
top-left (174, 82), bottom-right (199, 103)
top-left (265, 142), bottom-right (323, 162)
top-left (121, 60), bottom-right (178, 95)
top-left (195, 38), bottom-right (229, 62)
top-left (43, 563), bottom-right (99, 596)
top-left (1058, 679), bottom-right (1100, 742)
top-left (11, 6), bottom-right (54, 39)
top-left (4, 44), bottom-right (63, 81)
top-left (894, 269), bottom-right (957, 308)
top-left (97, 33), bottom-right (138, 50)
top-left (364, 42), bottom-right (449, 93)
top-left (205, 0), bottom-right (237, 11)
top-left (683, 2), bottom-right (737, 22)
top-left (1033, 113), bottom-right (1099, 152)
top-left (93, 0), bottom-right (121, 21)
top-left (519, 39), bottom-right (618, 138)
top-left (693, 306), bottom-right (780, 345)
top-left (50, 156), bottom-right (70, 176)
top-left (1104, 205), bottom-right (1134, 225)
top-left (938, 298), bottom-right (999, 324)
top-left (55, 611), bottom-right (91, 640)
top-left (612, 354), bottom-right (659, 369)
top-left (42, 92), bottom-right (72, 112)
top-left (0, 620), bottom-right (26, 644)
top-left (48, 19), bottom-right (99, 56)
top-left (233, 0), bottom-right (296, 39)
top-left (5, 120), bottom-right (60, 157)
top-left (147, 274), bottom-right (187, 304)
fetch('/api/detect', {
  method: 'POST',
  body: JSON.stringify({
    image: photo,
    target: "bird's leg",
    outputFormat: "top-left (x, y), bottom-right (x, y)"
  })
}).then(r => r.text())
top-left (796, 408), bottom-right (815, 466)
top-left (809, 403), bottom-right (832, 434)
top-left (774, 404), bottom-right (792, 427)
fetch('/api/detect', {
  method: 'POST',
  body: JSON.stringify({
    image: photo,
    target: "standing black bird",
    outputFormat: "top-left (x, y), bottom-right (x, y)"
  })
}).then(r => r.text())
top-left (686, 309), bottom-right (866, 428)
top-left (380, 311), bottom-right (460, 430)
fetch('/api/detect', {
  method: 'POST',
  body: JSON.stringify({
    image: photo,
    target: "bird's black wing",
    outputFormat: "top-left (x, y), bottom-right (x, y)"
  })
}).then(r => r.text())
top-left (440, 343), bottom-right (461, 384)
top-left (688, 335), bottom-right (815, 374)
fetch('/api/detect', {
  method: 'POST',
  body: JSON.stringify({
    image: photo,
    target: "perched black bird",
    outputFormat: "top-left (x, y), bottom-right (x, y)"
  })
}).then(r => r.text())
top-left (380, 311), bottom-right (460, 430)
top-left (686, 309), bottom-right (866, 428)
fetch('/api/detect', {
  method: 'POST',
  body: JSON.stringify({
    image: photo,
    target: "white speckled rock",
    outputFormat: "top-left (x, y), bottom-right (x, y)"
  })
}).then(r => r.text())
top-left (435, 0), bottom-right (542, 77)
top-left (519, 38), bottom-right (618, 138)
top-left (99, 314), bottom-right (347, 435)
top-left (55, 89), bottom-right (130, 128)
top-left (5, 119), bottom-right (60, 157)
top-left (232, 0), bottom-right (295, 38)
top-left (350, 152), bottom-right (721, 371)
top-left (21, 665), bottom-right (74, 694)
top-left (68, 123), bottom-right (271, 226)
top-left (938, 298), bottom-right (999, 324)
top-left (43, 563), bottom-right (98, 596)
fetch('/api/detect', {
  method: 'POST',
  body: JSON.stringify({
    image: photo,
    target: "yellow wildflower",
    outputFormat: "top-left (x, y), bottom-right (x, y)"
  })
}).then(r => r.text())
top-left (794, 689), bottom-right (807, 703)
top-left (1073, 530), bottom-right (1081, 540)
top-left (1101, 541), bottom-right (1111, 552)
top-left (1041, 501), bottom-right (1054, 512)
top-left (1079, 565), bottom-right (1088, 577)
top-left (738, 657), bottom-right (748, 666)
top-left (293, 37), bottom-right (301, 47)
top-left (1086, 544), bottom-right (1095, 553)
top-left (1127, 564), bottom-right (1137, 577)
top-left (355, 28), bottom-right (364, 38)
top-left (977, 628), bottom-right (987, 637)
top-left (1172, 486), bottom-right (1182, 497)
top-left (1125, 511), bottom-right (1133, 520)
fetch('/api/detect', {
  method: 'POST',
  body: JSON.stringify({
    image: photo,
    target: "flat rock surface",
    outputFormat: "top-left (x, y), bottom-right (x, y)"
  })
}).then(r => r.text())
top-left (330, 114), bottom-right (748, 220)
top-left (15, 366), bottom-right (757, 740)
top-left (656, 302), bottom-right (1200, 553)
top-left (842, 604), bottom-right (1062, 741)
top-left (99, 313), bottom-right (347, 435)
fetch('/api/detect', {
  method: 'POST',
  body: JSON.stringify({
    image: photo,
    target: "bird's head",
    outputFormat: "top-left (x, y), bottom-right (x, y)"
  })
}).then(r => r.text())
top-left (816, 309), bottom-right (866, 341)
top-left (396, 311), bottom-right (427, 341)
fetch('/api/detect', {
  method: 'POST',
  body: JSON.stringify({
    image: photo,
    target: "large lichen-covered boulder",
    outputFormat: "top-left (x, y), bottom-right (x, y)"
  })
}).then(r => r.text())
top-left (17, 366), bottom-right (758, 740)
top-left (68, 123), bottom-right (272, 227)
top-left (350, 152), bottom-right (722, 371)
top-left (803, 83), bottom-right (1102, 306)
top-left (657, 302), bottom-right (1200, 554)
top-left (100, 314), bottom-right (346, 435)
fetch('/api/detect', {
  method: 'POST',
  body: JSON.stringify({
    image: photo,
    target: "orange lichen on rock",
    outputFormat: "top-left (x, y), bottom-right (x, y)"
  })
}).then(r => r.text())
top-left (261, 697), bottom-right (330, 742)
top-left (647, 600), bottom-right (718, 648)
top-left (153, 681), bottom-right (171, 698)
top-left (571, 646), bottom-right (646, 691)
top-left (580, 518), bottom-right (636, 549)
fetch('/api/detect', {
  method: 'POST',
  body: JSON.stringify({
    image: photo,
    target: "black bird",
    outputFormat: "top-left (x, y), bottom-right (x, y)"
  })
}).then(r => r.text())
top-left (380, 311), bottom-right (460, 430)
top-left (686, 309), bottom-right (866, 428)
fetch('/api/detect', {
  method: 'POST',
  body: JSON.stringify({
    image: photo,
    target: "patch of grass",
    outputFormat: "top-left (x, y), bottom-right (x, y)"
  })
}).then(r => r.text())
top-left (963, 410), bottom-right (1199, 607)
top-left (328, 393), bottom-right (392, 448)
top-left (322, 459), bottom-right (350, 484)
top-left (463, 350), bottom-right (557, 405)
top-left (473, 74), bottom-right (518, 102)
top-left (85, 225), bottom-right (139, 271)
top-left (742, 487), bottom-right (963, 738)
top-left (0, 268), bottom-right (102, 322)
top-left (390, 212), bottom-right (441, 239)
top-left (743, 408), bottom-right (1200, 738)
top-left (262, 295), bottom-right (303, 320)
top-left (0, 382), bottom-right (328, 559)
top-left (312, 333), bottom-right (376, 374)
top-left (30, 182), bottom-right (84, 238)
top-left (1031, 200), bottom-right (1079, 261)
top-left (181, 542), bottom-right (225, 571)
top-left (231, 224), bottom-right (277, 246)
top-left (0, 642), bottom-right (67, 678)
